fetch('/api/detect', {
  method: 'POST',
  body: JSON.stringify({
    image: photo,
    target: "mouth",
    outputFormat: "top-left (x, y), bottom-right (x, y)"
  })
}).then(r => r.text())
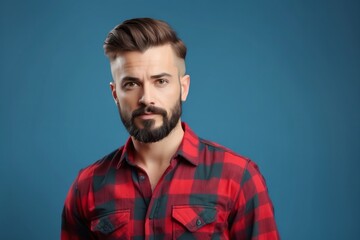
top-left (132, 105), bottom-right (167, 121)
top-left (137, 113), bottom-right (158, 120)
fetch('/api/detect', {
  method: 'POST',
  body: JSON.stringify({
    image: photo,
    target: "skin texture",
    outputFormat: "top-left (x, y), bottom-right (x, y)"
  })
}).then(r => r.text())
top-left (109, 44), bottom-right (190, 189)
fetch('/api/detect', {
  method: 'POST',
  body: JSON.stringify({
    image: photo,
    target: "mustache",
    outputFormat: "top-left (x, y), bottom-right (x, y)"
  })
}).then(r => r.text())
top-left (132, 105), bottom-right (167, 119)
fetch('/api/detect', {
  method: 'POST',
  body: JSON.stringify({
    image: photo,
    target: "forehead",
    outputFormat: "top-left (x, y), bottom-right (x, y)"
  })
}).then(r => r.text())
top-left (110, 44), bottom-right (179, 78)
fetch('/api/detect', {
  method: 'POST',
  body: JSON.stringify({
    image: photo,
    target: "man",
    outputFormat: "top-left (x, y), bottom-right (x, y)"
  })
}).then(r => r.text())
top-left (62, 18), bottom-right (280, 239)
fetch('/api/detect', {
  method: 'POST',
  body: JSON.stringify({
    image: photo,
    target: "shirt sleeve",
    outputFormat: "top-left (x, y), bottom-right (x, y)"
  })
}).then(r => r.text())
top-left (61, 174), bottom-right (96, 240)
top-left (229, 160), bottom-right (280, 239)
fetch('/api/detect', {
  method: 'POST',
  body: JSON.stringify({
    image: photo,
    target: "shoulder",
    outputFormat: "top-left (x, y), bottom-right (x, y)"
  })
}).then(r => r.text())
top-left (196, 138), bottom-right (268, 199)
top-left (195, 137), bottom-right (261, 184)
top-left (197, 138), bottom-right (271, 199)
top-left (198, 137), bottom-right (251, 168)
top-left (182, 123), bottom-right (251, 170)
top-left (74, 147), bottom-right (124, 189)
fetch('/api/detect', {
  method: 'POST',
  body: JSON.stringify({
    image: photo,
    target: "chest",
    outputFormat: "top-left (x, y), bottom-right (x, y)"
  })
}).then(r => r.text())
top-left (86, 161), bottom-right (238, 239)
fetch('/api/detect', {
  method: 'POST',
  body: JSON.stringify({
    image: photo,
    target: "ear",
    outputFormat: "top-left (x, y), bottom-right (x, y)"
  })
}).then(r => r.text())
top-left (180, 74), bottom-right (190, 101)
top-left (110, 81), bottom-right (118, 104)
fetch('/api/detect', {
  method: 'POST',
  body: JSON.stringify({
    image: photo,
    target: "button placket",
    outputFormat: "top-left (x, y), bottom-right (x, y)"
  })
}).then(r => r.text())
top-left (136, 170), bottom-right (152, 198)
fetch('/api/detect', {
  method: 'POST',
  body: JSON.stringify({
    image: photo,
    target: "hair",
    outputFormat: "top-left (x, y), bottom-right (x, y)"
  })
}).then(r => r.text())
top-left (103, 18), bottom-right (187, 61)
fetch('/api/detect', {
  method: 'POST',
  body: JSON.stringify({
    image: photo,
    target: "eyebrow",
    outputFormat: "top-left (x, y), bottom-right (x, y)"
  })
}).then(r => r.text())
top-left (150, 73), bottom-right (172, 79)
top-left (121, 73), bottom-right (172, 82)
top-left (121, 76), bottom-right (140, 82)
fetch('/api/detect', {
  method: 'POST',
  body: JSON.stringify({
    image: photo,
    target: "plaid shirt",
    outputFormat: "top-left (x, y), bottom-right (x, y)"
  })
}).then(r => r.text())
top-left (62, 123), bottom-right (279, 239)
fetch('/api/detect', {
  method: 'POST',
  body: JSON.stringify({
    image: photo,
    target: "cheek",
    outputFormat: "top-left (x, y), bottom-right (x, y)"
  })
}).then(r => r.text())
top-left (161, 85), bottom-right (181, 103)
top-left (117, 97), bottom-right (133, 115)
top-left (118, 102), bottom-right (132, 114)
top-left (118, 92), bottom-right (139, 109)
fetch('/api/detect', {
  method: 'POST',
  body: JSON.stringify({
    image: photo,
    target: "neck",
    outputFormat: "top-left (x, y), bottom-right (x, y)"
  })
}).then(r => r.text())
top-left (131, 121), bottom-right (184, 168)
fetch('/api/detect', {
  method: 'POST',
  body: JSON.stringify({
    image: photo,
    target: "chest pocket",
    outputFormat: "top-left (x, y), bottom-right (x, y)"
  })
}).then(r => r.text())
top-left (172, 205), bottom-right (217, 239)
top-left (90, 209), bottom-right (130, 240)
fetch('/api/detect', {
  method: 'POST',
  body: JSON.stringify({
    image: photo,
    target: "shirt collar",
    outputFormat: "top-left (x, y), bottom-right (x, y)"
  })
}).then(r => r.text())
top-left (174, 122), bottom-right (200, 166)
top-left (116, 122), bottom-right (200, 169)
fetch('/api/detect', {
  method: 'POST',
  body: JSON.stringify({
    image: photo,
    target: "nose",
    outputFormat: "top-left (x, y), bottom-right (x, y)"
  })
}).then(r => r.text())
top-left (138, 84), bottom-right (155, 106)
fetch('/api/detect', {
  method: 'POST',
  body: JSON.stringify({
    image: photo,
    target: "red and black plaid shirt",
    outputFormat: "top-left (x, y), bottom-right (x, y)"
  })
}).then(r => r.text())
top-left (62, 123), bottom-right (279, 239)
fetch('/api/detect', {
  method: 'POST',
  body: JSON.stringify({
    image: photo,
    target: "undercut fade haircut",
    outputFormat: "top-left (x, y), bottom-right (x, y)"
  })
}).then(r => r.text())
top-left (103, 18), bottom-right (187, 61)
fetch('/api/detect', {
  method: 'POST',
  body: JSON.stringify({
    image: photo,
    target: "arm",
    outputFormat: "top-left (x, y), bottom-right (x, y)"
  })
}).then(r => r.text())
top-left (229, 161), bottom-right (280, 239)
top-left (61, 176), bottom-right (96, 240)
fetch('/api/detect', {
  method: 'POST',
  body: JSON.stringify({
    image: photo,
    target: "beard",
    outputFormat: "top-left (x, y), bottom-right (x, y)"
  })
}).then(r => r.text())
top-left (118, 99), bottom-right (182, 143)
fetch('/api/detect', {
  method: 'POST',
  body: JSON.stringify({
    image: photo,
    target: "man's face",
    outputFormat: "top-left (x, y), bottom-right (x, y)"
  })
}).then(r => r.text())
top-left (110, 44), bottom-right (190, 143)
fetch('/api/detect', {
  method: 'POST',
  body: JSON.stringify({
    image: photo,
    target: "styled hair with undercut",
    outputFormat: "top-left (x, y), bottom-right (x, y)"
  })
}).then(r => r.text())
top-left (103, 18), bottom-right (187, 61)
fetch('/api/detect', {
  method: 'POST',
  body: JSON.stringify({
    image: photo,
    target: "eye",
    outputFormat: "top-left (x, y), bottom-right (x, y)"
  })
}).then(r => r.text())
top-left (155, 78), bottom-right (169, 86)
top-left (123, 81), bottom-right (139, 90)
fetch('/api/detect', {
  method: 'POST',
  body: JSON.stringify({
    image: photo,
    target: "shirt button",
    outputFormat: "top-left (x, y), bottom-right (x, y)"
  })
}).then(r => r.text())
top-left (196, 219), bottom-right (202, 226)
top-left (139, 175), bottom-right (146, 181)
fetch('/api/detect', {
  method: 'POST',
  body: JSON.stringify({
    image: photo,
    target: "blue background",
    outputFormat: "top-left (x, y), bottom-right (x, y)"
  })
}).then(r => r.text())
top-left (1, 0), bottom-right (359, 239)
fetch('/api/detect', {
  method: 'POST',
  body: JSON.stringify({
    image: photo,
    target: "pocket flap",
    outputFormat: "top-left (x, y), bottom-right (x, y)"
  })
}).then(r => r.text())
top-left (91, 210), bottom-right (130, 234)
top-left (172, 205), bottom-right (216, 232)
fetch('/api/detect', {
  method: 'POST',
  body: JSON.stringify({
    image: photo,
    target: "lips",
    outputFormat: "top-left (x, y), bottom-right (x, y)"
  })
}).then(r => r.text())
top-left (132, 105), bottom-right (167, 119)
top-left (138, 113), bottom-right (158, 119)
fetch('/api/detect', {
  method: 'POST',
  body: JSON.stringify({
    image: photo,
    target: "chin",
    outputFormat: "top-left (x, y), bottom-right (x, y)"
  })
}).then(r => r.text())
top-left (139, 119), bottom-right (162, 129)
